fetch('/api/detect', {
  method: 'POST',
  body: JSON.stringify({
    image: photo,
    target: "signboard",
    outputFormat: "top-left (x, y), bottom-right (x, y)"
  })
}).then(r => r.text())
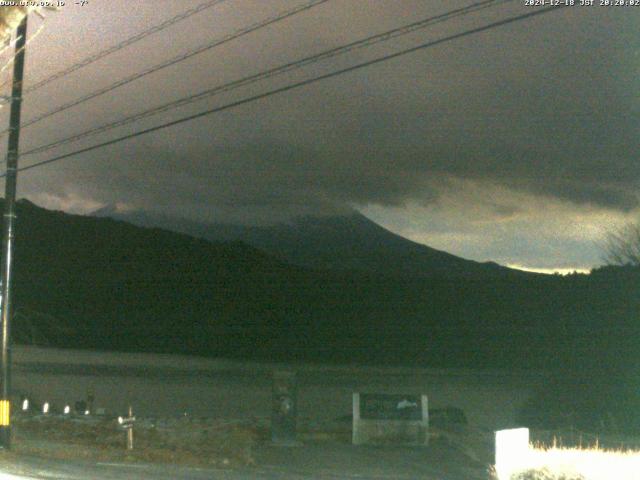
top-left (353, 392), bottom-right (429, 446)
top-left (271, 370), bottom-right (298, 446)
top-left (359, 393), bottom-right (423, 421)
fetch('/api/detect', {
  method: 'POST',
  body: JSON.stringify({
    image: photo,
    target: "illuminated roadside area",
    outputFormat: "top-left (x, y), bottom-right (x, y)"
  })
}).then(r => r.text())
top-left (518, 446), bottom-right (640, 480)
top-left (0, 472), bottom-right (36, 480)
top-left (495, 428), bottom-right (640, 480)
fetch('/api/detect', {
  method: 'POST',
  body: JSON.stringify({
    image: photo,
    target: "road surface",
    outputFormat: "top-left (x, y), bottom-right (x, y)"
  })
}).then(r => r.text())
top-left (0, 441), bottom-right (488, 479)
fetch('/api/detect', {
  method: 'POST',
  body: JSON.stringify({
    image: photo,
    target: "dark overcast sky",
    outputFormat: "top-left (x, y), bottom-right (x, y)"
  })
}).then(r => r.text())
top-left (0, 1), bottom-right (637, 273)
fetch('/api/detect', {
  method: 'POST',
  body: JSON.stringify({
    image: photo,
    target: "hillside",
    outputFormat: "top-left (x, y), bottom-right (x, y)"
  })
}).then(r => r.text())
top-left (0, 200), bottom-right (636, 371)
top-left (91, 207), bottom-right (516, 277)
top-left (12, 200), bottom-right (306, 354)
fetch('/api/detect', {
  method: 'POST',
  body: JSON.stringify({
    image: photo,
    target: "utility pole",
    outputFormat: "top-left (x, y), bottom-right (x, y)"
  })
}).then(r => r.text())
top-left (0, 15), bottom-right (28, 449)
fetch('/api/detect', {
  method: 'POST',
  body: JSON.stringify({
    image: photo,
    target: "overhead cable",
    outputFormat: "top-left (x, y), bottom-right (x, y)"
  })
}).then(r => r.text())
top-left (9, 5), bottom-right (567, 176)
top-left (22, 0), bottom-right (511, 157)
top-left (10, 0), bottom-right (329, 133)
top-left (23, 0), bottom-right (229, 95)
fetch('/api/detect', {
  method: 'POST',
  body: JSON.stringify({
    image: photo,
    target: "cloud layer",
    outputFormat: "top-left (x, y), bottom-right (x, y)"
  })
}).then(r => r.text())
top-left (1, 1), bottom-right (636, 269)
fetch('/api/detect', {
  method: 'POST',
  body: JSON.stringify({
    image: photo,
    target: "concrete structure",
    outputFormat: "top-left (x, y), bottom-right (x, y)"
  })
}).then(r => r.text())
top-left (352, 392), bottom-right (429, 445)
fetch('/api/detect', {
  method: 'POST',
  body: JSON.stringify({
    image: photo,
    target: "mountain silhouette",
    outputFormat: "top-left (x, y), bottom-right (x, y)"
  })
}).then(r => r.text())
top-left (91, 207), bottom-right (516, 277)
top-left (0, 199), bottom-right (634, 371)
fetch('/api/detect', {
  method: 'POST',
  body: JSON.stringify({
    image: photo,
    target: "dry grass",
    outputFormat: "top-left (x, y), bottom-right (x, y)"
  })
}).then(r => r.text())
top-left (521, 445), bottom-right (640, 480)
top-left (510, 468), bottom-right (585, 480)
top-left (494, 441), bottom-right (640, 480)
top-left (9, 415), bottom-right (258, 467)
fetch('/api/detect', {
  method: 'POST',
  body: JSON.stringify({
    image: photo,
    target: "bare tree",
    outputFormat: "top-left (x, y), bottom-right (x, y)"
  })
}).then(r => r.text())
top-left (603, 223), bottom-right (640, 266)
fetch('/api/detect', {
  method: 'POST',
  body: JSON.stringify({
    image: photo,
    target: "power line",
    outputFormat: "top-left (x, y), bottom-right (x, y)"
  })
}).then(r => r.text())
top-left (21, 0), bottom-right (229, 95)
top-left (7, 5), bottom-right (567, 177)
top-left (7, 0), bottom-right (329, 134)
top-left (21, 0), bottom-right (511, 157)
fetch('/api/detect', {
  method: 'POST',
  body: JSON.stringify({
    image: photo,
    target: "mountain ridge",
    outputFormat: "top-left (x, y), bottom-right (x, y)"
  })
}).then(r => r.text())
top-left (2, 198), bottom-right (632, 371)
top-left (91, 206), bottom-right (522, 277)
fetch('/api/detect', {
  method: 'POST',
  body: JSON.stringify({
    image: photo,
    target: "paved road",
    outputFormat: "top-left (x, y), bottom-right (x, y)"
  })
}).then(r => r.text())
top-left (0, 442), bottom-right (489, 479)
